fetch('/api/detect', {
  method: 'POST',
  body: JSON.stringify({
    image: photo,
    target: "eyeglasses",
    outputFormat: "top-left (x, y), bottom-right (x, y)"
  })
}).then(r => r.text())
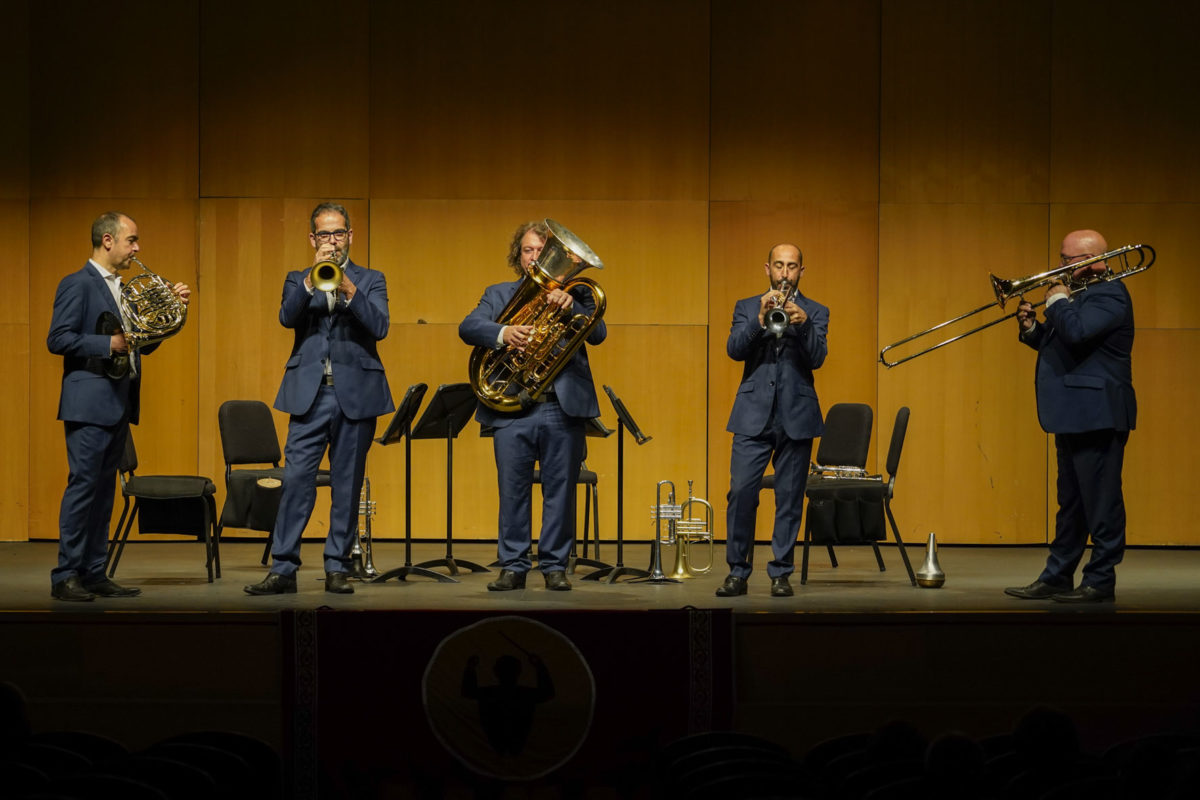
top-left (1060, 253), bottom-right (1094, 266)
top-left (314, 229), bottom-right (349, 243)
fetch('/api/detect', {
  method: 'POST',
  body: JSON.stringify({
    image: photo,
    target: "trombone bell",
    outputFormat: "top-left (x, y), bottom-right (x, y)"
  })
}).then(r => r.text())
top-left (311, 260), bottom-right (343, 293)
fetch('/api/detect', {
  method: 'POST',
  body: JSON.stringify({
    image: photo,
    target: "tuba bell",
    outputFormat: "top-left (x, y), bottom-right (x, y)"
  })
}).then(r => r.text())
top-left (96, 256), bottom-right (188, 379)
top-left (468, 219), bottom-right (606, 412)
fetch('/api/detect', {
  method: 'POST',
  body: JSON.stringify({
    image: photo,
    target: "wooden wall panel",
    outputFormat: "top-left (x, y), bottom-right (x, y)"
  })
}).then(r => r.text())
top-left (1122, 330), bottom-right (1200, 545)
top-left (710, 0), bottom-right (880, 202)
top-left (199, 0), bottom-right (370, 198)
top-left (0, 2), bottom-right (29, 200)
top-left (878, 203), bottom-right (1048, 544)
top-left (708, 202), bottom-right (879, 540)
top-left (2, 201), bottom-right (29, 540)
top-left (29, 1), bottom-right (198, 199)
top-left (369, 0), bottom-right (709, 201)
top-left (1048, 204), bottom-right (1200, 330)
top-left (880, 0), bottom-right (1051, 203)
top-left (370, 199), bottom-right (709, 327)
top-left (1050, 0), bottom-right (1200, 203)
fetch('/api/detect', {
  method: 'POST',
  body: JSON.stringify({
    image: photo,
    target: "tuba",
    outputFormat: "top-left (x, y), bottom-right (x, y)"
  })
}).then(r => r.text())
top-left (96, 257), bottom-right (188, 379)
top-left (469, 219), bottom-right (606, 412)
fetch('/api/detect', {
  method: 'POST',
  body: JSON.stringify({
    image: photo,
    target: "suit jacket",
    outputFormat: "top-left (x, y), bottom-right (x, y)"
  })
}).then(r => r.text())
top-left (726, 291), bottom-right (828, 441)
top-left (1020, 280), bottom-right (1135, 434)
top-left (47, 263), bottom-right (157, 426)
top-left (459, 279), bottom-right (607, 429)
top-left (273, 260), bottom-right (394, 420)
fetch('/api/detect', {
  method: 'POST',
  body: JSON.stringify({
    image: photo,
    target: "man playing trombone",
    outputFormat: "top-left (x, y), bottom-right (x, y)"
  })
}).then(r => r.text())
top-left (719, 244), bottom-right (828, 598)
top-left (1005, 229), bottom-right (1135, 604)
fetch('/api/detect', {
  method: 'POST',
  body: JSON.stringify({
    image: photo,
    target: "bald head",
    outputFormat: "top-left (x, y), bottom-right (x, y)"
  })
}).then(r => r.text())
top-left (1061, 230), bottom-right (1108, 278)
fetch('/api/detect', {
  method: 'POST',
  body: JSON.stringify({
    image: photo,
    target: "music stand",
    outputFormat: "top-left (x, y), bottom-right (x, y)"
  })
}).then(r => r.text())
top-left (582, 386), bottom-right (654, 583)
top-left (408, 383), bottom-right (489, 576)
top-left (371, 383), bottom-right (457, 584)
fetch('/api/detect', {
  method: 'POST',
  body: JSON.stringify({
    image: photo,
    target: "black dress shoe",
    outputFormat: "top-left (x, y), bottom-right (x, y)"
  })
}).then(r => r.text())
top-left (325, 572), bottom-right (354, 594)
top-left (770, 576), bottom-right (793, 597)
top-left (544, 570), bottom-right (571, 591)
top-left (244, 573), bottom-right (297, 595)
top-left (51, 575), bottom-right (95, 602)
top-left (487, 569), bottom-right (526, 592)
top-left (1004, 580), bottom-right (1069, 600)
top-left (715, 575), bottom-right (747, 597)
top-left (82, 578), bottom-right (142, 597)
top-left (1052, 585), bottom-right (1115, 603)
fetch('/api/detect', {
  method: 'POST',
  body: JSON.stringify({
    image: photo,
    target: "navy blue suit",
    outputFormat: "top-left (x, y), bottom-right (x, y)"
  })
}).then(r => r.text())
top-left (459, 279), bottom-right (606, 573)
top-left (47, 262), bottom-right (158, 588)
top-left (725, 291), bottom-right (828, 579)
top-left (268, 260), bottom-right (394, 577)
top-left (1020, 280), bottom-right (1135, 592)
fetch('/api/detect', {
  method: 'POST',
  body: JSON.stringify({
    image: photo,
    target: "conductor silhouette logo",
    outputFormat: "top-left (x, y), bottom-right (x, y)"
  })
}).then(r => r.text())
top-left (422, 616), bottom-right (596, 780)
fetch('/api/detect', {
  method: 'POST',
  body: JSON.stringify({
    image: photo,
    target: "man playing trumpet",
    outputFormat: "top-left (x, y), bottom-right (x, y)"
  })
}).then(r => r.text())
top-left (719, 243), bottom-right (828, 598)
top-left (1005, 229), bottom-right (1135, 603)
top-left (245, 202), bottom-right (394, 596)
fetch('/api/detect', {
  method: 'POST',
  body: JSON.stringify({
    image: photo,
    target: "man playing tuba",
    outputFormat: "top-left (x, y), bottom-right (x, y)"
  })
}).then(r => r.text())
top-left (459, 221), bottom-right (607, 592)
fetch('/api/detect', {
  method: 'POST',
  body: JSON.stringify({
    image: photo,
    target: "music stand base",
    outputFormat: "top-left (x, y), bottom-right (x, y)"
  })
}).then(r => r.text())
top-left (581, 565), bottom-right (651, 583)
top-left (372, 566), bottom-right (458, 584)
top-left (415, 557), bottom-right (490, 576)
top-left (628, 575), bottom-right (682, 584)
top-left (569, 556), bottom-right (612, 574)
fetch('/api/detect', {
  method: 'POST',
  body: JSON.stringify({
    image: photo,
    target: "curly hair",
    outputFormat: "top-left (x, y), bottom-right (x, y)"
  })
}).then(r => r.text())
top-left (507, 220), bottom-right (550, 276)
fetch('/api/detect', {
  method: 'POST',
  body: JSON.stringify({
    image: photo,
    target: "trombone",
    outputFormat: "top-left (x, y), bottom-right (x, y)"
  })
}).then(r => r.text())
top-left (878, 244), bottom-right (1155, 368)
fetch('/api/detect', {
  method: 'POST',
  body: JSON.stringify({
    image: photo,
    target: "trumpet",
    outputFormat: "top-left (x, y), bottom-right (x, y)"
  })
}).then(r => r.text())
top-left (878, 244), bottom-right (1154, 368)
top-left (764, 279), bottom-right (793, 338)
top-left (349, 476), bottom-right (379, 580)
top-left (310, 259), bottom-right (343, 293)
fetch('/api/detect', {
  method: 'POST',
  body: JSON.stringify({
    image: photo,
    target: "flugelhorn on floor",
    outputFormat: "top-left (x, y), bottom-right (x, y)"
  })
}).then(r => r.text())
top-left (665, 481), bottom-right (714, 579)
top-left (878, 244), bottom-right (1154, 368)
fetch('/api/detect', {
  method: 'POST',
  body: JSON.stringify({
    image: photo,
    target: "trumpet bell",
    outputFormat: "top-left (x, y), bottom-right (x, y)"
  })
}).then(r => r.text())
top-left (311, 260), bottom-right (343, 293)
top-left (916, 532), bottom-right (945, 588)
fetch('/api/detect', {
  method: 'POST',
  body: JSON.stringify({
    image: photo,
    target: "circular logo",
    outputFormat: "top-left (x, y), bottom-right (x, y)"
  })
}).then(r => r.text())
top-left (422, 615), bottom-right (595, 780)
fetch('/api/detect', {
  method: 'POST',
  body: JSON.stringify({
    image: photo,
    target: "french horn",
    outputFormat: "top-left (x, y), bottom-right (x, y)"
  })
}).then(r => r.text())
top-left (96, 256), bottom-right (188, 379)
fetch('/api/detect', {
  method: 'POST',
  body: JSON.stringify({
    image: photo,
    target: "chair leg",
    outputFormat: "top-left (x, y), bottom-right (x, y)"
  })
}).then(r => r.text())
top-left (871, 542), bottom-right (886, 572)
top-left (582, 484), bottom-right (592, 559)
top-left (827, 545), bottom-right (838, 568)
top-left (885, 500), bottom-right (917, 585)
top-left (592, 484), bottom-right (601, 559)
top-left (107, 500), bottom-right (139, 578)
top-left (200, 499), bottom-right (215, 583)
top-left (106, 496), bottom-right (132, 573)
top-left (800, 517), bottom-right (812, 585)
top-left (261, 531), bottom-right (273, 566)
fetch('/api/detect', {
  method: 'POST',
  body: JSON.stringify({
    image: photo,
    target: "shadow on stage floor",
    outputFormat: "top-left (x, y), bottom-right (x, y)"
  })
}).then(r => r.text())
top-left (2, 541), bottom-right (1199, 797)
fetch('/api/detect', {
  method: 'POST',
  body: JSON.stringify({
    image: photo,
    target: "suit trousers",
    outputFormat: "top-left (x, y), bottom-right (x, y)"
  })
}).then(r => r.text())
top-left (270, 384), bottom-right (375, 576)
top-left (492, 400), bottom-right (585, 574)
top-left (54, 417), bottom-right (129, 587)
top-left (1039, 428), bottom-right (1129, 591)
top-left (725, 408), bottom-right (814, 579)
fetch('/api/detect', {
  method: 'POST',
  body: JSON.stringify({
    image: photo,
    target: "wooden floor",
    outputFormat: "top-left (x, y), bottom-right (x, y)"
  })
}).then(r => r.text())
top-left (3, 539), bottom-right (1199, 612)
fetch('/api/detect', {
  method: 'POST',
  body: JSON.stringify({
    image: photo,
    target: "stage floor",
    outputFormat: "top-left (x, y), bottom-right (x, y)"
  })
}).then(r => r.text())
top-left (3, 539), bottom-right (1198, 613)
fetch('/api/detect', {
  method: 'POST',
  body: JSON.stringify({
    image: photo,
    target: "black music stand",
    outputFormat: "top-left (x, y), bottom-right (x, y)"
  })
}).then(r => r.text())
top-left (371, 383), bottom-right (458, 584)
top-left (583, 386), bottom-right (654, 583)
top-left (408, 383), bottom-right (489, 576)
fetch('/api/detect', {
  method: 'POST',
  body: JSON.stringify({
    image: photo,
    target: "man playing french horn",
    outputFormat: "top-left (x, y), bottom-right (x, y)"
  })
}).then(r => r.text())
top-left (47, 211), bottom-right (191, 601)
top-left (459, 221), bottom-right (607, 592)
top-left (720, 243), bottom-right (828, 598)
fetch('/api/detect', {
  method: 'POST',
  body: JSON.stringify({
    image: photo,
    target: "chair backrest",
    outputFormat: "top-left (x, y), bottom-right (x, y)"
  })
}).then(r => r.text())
top-left (218, 400), bottom-right (282, 467)
top-left (814, 403), bottom-right (873, 467)
top-left (885, 407), bottom-right (911, 478)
